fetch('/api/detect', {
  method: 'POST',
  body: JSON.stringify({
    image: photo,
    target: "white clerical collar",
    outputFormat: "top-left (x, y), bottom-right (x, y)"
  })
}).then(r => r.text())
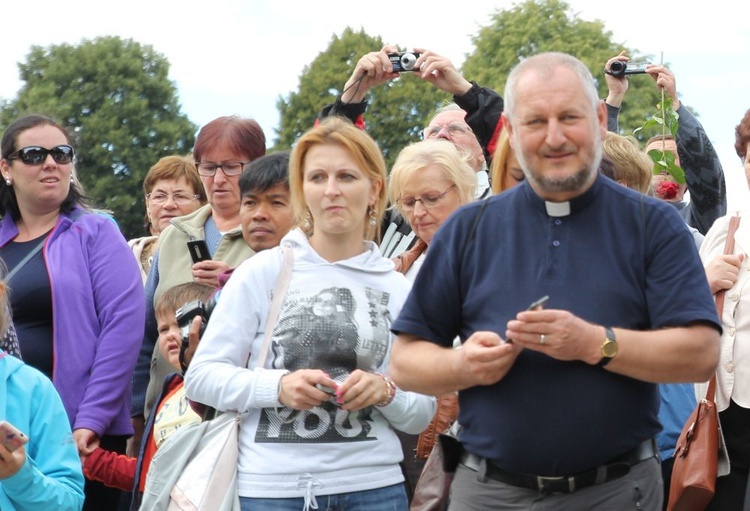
top-left (545, 201), bottom-right (571, 217)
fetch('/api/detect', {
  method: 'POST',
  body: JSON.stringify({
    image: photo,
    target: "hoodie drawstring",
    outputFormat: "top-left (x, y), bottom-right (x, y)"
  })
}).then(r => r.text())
top-left (296, 473), bottom-right (320, 511)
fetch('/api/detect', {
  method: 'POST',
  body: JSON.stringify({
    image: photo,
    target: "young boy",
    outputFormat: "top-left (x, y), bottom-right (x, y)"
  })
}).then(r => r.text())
top-left (83, 282), bottom-right (214, 508)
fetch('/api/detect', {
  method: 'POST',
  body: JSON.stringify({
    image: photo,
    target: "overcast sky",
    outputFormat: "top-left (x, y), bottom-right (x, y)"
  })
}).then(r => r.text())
top-left (2, 0), bottom-right (748, 209)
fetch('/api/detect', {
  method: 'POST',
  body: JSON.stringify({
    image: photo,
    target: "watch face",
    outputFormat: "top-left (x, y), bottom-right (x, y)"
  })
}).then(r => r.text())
top-left (602, 340), bottom-right (618, 358)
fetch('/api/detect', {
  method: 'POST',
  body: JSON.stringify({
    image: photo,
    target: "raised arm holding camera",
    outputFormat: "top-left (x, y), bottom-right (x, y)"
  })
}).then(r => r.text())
top-left (319, 46), bottom-right (504, 257)
top-left (322, 46), bottom-right (502, 173)
top-left (604, 51), bottom-right (726, 235)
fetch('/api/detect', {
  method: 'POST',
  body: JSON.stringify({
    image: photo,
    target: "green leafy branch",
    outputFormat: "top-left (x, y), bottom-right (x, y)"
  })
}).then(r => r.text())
top-left (633, 94), bottom-right (686, 184)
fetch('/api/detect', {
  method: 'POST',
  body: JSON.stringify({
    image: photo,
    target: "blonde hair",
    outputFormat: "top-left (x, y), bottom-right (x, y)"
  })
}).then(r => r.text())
top-left (388, 140), bottom-right (476, 217)
top-left (489, 129), bottom-right (515, 194)
top-left (602, 133), bottom-right (653, 194)
top-left (289, 117), bottom-right (387, 241)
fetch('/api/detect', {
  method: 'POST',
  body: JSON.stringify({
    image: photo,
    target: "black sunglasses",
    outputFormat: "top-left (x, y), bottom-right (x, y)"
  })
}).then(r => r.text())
top-left (8, 145), bottom-right (75, 165)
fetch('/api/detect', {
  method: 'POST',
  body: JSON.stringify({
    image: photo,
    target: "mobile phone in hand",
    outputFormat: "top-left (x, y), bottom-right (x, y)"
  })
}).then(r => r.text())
top-left (506, 295), bottom-right (550, 344)
top-left (187, 240), bottom-right (211, 264)
top-left (0, 420), bottom-right (28, 452)
top-left (527, 295), bottom-right (550, 311)
top-left (315, 383), bottom-right (337, 395)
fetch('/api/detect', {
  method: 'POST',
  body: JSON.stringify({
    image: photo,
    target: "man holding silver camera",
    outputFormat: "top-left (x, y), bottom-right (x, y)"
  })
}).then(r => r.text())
top-left (318, 46), bottom-right (503, 256)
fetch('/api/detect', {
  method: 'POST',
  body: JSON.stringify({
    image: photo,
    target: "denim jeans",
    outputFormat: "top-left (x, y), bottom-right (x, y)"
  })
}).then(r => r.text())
top-left (240, 483), bottom-right (408, 511)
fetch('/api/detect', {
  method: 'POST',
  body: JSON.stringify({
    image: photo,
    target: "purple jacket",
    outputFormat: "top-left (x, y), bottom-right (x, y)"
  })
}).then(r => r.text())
top-left (0, 208), bottom-right (145, 436)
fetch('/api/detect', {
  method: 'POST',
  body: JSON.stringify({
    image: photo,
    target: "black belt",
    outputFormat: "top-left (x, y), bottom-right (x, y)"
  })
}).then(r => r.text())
top-left (459, 438), bottom-right (657, 495)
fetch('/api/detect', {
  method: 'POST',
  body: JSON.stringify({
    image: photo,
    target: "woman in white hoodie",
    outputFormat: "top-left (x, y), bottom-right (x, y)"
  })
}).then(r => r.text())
top-left (185, 117), bottom-right (435, 511)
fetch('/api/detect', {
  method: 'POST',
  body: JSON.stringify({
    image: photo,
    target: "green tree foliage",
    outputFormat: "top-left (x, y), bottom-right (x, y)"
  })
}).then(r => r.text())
top-left (274, 28), bottom-right (447, 166)
top-left (462, 0), bottom-right (662, 139)
top-left (0, 36), bottom-right (197, 239)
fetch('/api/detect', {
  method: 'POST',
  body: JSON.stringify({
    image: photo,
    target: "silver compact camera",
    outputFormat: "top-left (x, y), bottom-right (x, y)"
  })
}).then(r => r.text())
top-left (389, 52), bottom-right (421, 72)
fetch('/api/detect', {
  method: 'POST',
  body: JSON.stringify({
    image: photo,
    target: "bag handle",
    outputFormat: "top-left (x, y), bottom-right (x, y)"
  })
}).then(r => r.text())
top-left (250, 244), bottom-right (293, 369)
top-left (197, 245), bottom-right (294, 422)
top-left (706, 215), bottom-right (741, 400)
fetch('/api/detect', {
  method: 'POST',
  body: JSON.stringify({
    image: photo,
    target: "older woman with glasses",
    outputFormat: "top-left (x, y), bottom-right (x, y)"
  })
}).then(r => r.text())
top-left (128, 155), bottom-right (207, 283)
top-left (389, 140), bottom-right (476, 279)
top-left (385, 140), bottom-right (476, 500)
top-left (0, 114), bottom-right (144, 510)
top-left (130, 116), bottom-right (264, 458)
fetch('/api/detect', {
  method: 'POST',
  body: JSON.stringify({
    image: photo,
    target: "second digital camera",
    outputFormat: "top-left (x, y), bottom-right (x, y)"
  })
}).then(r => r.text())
top-left (175, 298), bottom-right (216, 371)
top-left (389, 52), bottom-right (421, 72)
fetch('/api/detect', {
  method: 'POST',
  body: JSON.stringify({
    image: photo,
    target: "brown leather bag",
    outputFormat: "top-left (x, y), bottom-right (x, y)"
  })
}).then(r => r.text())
top-left (410, 395), bottom-right (460, 511)
top-left (668, 377), bottom-right (719, 511)
top-left (410, 433), bottom-right (455, 511)
top-left (416, 393), bottom-right (459, 459)
top-left (393, 239), bottom-right (428, 275)
top-left (667, 215), bottom-right (740, 511)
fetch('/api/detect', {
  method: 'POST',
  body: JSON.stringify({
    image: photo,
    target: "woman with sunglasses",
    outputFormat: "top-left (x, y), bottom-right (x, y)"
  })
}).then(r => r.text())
top-left (185, 117), bottom-right (435, 511)
top-left (0, 114), bottom-right (145, 510)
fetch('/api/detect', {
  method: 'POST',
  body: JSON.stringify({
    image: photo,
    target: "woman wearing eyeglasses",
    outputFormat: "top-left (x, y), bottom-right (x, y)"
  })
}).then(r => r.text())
top-left (132, 116), bottom-right (263, 454)
top-left (0, 114), bottom-right (145, 510)
top-left (384, 140), bottom-right (476, 499)
top-left (127, 155), bottom-right (207, 283)
top-left (389, 140), bottom-right (476, 279)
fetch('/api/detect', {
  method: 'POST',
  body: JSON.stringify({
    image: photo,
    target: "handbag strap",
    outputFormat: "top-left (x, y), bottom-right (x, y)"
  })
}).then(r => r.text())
top-left (3, 210), bottom-right (87, 283)
top-left (4, 237), bottom-right (46, 283)
top-left (250, 244), bottom-right (293, 369)
top-left (706, 215), bottom-right (742, 400)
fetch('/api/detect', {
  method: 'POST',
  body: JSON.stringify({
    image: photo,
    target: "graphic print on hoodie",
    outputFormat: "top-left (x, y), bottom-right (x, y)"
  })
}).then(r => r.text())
top-left (255, 282), bottom-right (392, 444)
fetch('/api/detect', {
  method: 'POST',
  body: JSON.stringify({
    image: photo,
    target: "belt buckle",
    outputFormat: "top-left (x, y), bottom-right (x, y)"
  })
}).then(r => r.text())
top-left (536, 475), bottom-right (575, 495)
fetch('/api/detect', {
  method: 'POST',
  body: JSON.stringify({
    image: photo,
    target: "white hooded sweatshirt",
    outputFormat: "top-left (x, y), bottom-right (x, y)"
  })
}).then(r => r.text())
top-left (185, 229), bottom-right (436, 501)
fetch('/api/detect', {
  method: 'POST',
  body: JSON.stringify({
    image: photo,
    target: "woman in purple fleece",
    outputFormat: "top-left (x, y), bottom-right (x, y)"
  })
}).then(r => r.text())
top-left (0, 115), bottom-right (145, 510)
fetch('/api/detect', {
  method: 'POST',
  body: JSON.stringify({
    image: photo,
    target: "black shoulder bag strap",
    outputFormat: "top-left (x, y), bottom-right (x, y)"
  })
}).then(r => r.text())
top-left (460, 199), bottom-right (489, 264)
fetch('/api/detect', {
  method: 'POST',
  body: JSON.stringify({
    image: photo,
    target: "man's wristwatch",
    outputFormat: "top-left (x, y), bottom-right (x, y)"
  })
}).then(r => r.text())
top-left (596, 327), bottom-right (618, 367)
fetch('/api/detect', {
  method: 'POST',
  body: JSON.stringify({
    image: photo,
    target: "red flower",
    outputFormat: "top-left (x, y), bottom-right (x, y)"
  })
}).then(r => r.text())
top-left (656, 181), bottom-right (679, 200)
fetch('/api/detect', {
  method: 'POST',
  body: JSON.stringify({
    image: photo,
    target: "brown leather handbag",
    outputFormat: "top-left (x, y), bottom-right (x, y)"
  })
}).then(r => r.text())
top-left (410, 394), bottom-right (460, 511)
top-left (668, 377), bottom-right (720, 511)
top-left (410, 433), bottom-right (454, 511)
top-left (667, 215), bottom-right (740, 511)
